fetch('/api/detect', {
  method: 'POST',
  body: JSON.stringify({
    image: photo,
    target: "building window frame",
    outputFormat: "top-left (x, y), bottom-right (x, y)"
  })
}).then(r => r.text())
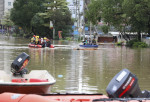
top-left (8, 2), bottom-right (11, 6)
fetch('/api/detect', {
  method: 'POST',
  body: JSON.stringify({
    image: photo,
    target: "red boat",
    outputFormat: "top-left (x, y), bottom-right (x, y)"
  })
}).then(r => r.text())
top-left (28, 43), bottom-right (55, 48)
top-left (28, 43), bottom-right (42, 48)
top-left (0, 92), bottom-right (150, 102)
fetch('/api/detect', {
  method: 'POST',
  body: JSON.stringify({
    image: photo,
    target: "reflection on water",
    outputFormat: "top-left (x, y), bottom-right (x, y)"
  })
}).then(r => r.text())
top-left (0, 35), bottom-right (150, 95)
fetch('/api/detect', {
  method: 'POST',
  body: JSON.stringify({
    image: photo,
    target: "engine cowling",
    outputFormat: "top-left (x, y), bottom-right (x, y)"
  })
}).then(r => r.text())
top-left (11, 52), bottom-right (30, 75)
top-left (106, 69), bottom-right (150, 98)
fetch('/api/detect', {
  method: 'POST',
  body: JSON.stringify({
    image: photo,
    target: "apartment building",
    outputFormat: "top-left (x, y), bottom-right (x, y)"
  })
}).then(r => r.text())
top-left (0, 0), bottom-right (15, 22)
top-left (0, 0), bottom-right (4, 20)
top-left (4, 0), bottom-right (15, 12)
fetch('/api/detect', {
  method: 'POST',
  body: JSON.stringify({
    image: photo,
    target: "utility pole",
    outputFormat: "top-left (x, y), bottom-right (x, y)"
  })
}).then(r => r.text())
top-left (74, 0), bottom-right (81, 40)
top-left (82, 0), bottom-right (85, 40)
top-left (53, 0), bottom-right (56, 41)
top-left (75, 0), bottom-right (78, 31)
top-left (77, 0), bottom-right (81, 41)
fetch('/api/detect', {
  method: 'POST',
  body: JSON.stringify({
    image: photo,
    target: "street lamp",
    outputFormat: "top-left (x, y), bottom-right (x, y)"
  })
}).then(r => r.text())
top-left (47, 0), bottom-right (61, 41)
top-left (47, 1), bottom-right (56, 40)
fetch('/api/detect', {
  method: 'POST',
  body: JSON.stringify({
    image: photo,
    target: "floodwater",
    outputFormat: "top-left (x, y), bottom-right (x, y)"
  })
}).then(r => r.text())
top-left (0, 35), bottom-right (150, 95)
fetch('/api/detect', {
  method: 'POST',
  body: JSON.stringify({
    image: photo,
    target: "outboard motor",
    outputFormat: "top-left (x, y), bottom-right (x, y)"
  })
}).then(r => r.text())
top-left (106, 69), bottom-right (150, 98)
top-left (11, 52), bottom-right (30, 76)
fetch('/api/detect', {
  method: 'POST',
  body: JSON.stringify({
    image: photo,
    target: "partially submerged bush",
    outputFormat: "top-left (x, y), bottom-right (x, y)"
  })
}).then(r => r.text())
top-left (126, 39), bottom-right (148, 48)
top-left (133, 42), bottom-right (148, 48)
top-left (116, 41), bottom-right (124, 46)
top-left (65, 37), bottom-right (73, 41)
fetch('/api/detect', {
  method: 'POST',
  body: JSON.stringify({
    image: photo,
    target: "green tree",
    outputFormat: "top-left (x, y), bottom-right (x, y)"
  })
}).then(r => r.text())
top-left (10, 0), bottom-right (46, 37)
top-left (2, 12), bottom-right (14, 34)
top-left (39, 0), bottom-right (73, 39)
top-left (10, 0), bottom-right (73, 39)
top-left (122, 0), bottom-right (150, 40)
top-left (85, 0), bottom-right (102, 25)
top-left (101, 25), bottom-right (109, 34)
top-left (31, 13), bottom-right (51, 37)
top-left (86, 0), bottom-right (150, 41)
top-left (2, 12), bottom-right (14, 27)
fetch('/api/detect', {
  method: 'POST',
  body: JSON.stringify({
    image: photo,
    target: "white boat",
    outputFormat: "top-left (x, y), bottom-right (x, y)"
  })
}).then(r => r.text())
top-left (0, 70), bottom-right (56, 94)
top-left (0, 52), bottom-right (56, 94)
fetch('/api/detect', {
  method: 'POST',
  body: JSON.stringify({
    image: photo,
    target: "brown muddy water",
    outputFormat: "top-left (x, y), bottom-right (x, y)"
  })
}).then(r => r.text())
top-left (0, 35), bottom-right (150, 95)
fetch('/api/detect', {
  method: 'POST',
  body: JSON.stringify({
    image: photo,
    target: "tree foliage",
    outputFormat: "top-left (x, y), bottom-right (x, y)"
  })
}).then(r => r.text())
top-left (10, 0), bottom-right (73, 38)
top-left (86, 0), bottom-right (150, 41)
top-left (85, 0), bottom-right (102, 25)
top-left (10, 0), bottom-right (45, 36)
top-left (2, 12), bottom-right (14, 27)
top-left (39, 0), bottom-right (73, 39)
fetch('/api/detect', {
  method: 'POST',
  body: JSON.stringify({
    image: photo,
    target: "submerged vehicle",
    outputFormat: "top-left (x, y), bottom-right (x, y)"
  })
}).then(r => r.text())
top-left (0, 69), bottom-right (150, 102)
top-left (0, 52), bottom-right (56, 94)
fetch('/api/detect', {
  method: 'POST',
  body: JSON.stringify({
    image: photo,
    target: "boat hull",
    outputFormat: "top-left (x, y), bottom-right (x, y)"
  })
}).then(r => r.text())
top-left (28, 44), bottom-right (54, 48)
top-left (79, 45), bottom-right (98, 48)
top-left (28, 44), bottom-right (42, 48)
top-left (74, 48), bottom-right (98, 50)
top-left (0, 92), bottom-right (149, 102)
top-left (0, 84), bottom-right (53, 94)
top-left (0, 70), bottom-right (56, 94)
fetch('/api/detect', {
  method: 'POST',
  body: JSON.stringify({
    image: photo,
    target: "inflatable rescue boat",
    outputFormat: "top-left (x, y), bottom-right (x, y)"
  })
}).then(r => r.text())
top-left (0, 69), bottom-right (150, 102)
top-left (28, 43), bottom-right (54, 48)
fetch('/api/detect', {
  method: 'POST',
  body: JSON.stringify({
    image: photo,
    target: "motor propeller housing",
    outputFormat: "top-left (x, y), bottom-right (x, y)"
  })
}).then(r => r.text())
top-left (11, 52), bottom-right (30, 76)
top-left (106, 69), bottom-right (150, 98)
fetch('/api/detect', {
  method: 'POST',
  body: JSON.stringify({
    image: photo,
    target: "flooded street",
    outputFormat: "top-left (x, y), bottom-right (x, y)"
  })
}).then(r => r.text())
top-left (0, 35), bottom-right (150, 95)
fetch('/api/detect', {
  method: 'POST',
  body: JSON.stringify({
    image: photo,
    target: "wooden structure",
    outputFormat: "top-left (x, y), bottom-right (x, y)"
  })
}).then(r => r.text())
top-left (98, 36), bottom-right (117, 43)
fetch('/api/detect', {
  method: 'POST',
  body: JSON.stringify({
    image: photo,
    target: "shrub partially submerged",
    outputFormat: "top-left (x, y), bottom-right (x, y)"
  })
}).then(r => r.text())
top-left (116, 41), bottom-right (124, 46)
top-left (126, 39), bottom-right (148, 48)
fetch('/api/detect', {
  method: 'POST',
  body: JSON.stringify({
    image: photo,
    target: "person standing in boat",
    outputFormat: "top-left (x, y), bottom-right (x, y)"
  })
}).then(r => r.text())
top-left (31, 35), bottom-right (36, 44)
top-left (35, 36), bottom-right (39, 45)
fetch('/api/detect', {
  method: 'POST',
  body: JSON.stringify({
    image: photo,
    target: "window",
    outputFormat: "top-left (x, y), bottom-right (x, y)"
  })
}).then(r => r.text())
top-left (8, 2), bottom-right (11, 6)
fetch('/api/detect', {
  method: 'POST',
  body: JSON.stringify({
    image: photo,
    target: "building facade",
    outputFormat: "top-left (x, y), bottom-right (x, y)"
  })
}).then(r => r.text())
top-left (4, 0), bottom-right (15, 13)
top-left (0, 0), bottom-right (4, 20)
top-left (0, 0), bottom-right (15, 23)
